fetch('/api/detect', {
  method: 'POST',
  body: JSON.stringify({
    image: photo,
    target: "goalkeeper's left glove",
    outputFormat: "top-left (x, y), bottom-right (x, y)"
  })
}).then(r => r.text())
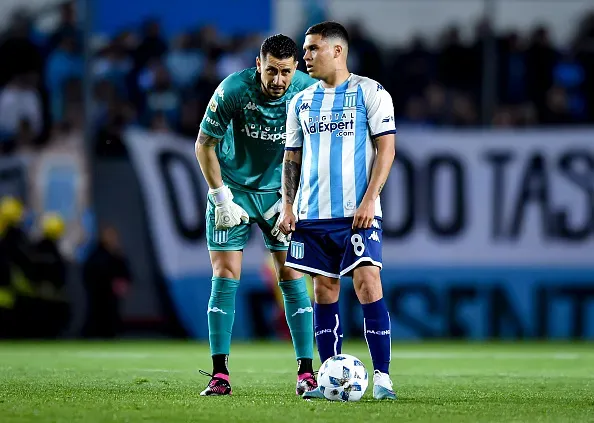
top-left (263, 194), bottom-right (290, 245)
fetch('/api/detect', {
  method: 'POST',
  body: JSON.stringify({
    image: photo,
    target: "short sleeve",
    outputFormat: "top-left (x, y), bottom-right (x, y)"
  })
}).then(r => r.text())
top-left (364, 82), bottom-right (396, 138)
top-left (285, 94), bottom-right (304, 150)
top-left (199, 76), bottom-right (240, 138)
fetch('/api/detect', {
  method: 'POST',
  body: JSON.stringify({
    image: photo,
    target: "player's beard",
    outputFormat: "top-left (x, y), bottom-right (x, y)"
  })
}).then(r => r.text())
top-left (261, 81), bottom-right (285, 99)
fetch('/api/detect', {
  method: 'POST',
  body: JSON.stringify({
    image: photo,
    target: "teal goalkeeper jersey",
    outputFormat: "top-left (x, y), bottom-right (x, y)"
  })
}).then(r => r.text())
top-left (200, 67), bottom-right (317, 193)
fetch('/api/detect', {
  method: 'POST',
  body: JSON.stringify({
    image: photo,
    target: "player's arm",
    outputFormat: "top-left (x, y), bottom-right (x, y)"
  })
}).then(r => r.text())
top-left (354, 83), bottom-right (397, 229)
top-left (196, 78), bottom-right (248, 229)
top-left (279, 94), bottom-right (304, 235)
top-left (362, 133), bottom-right (395, 203)
top-left (195, 131), bottom-right (223, 189)
top-left (282, 149), bottom-right (302, 208)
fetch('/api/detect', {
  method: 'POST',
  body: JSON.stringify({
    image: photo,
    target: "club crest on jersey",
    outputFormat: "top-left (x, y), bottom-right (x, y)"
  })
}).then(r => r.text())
top-left (344, 92), bottom-right (357, 108)
top-left (290, 241), bottom-right (304, 259)
top-left (213, 229), bottom-right (228, 244)
top-left (209, 98), bottom-right (217, 112)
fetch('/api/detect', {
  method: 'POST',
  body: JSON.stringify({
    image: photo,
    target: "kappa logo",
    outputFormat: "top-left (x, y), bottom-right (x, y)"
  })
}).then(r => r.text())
top-left (368, 231), bottom-right (380, 242)
top-left (207, 307), bottom-right (228, 315)
top-left (377, 83), bottom-right (384, 91)
top-left (244, 102), bottom-right (258, 111)
top-left (372, 219), bottom-right (380, 229)
top-left (216, 87), bottom-right (224, 100)
top-left (298, 102), bottom-right (310, 113)
top-left (292, 307), bottom-right (313, 317)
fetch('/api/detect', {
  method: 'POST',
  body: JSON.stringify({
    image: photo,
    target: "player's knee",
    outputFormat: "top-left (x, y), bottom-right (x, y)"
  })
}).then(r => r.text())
top-left (313, 277), bottom-right (340, 304)
top-left (210, 254), bottom-right (242, 280)
top-left (353, 265), bottom-right (382, 304)
top-left (278, 265), bottom-right (302, 282)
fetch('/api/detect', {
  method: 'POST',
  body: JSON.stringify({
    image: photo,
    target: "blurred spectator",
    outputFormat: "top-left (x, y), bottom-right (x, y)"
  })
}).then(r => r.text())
top-left (134, 19), bottom-right (168, 70)
top-left (166, 34), bottom-right (204, 88)
top-left (31, 213), bottom-right (70, 338)
top-left (178, 98), bottom-right (200, 138)
top-left (526, 25), bottom-right (558, 120)
top-left (216, 35), bottom-right (252, 80)
top-left (48, 1), bottom-right (80, 52)
top-left (45, 34), bottom-right (83, 124)
top-left (93, 42), bottom-right (134, 97)
top-left (0, 74), bottom-right (43, 149)
top-left (82, 225), bottom-right (131, 338)
top-left (141, 63), bottom-right (180, 126)
top-left (500, 31), bottom-right (528, 105)
top-left (0, 11), bottom-right (43, 88)
top-left (346, 22), bottom-right (383, 83)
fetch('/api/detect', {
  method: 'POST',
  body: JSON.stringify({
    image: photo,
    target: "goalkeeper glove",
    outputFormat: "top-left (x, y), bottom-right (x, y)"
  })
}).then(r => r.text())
top-left (263, 194), bottom-right (290, 245)
top-left (209, 185), bottom-right (249, 230)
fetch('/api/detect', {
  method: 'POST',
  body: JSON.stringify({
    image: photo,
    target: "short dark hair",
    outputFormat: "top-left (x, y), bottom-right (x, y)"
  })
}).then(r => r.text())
top-left (305, 21), bottom-right (349, 45)
top-left (260, 34), bottom-right (298, 61)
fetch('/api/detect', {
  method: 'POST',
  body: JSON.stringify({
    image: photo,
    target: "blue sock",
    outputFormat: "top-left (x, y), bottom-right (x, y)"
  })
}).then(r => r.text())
top-left (314, 301), bottom-right (342, 363)
top-left (362, 298), bottom-right (391, 374)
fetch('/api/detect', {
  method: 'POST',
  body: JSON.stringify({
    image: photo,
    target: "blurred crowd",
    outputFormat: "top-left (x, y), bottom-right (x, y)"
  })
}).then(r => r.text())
top-left (0, 195), bottom-right (133, 338)
top-left (2, 1), bottom-right (594, 153)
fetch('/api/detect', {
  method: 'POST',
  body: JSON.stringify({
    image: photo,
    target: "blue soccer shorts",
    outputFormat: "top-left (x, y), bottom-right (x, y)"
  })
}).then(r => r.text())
top-left (285, 217), bottom-right (383, 278)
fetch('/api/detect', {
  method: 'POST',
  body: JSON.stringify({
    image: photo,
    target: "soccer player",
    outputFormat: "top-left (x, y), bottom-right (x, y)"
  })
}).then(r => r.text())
top-left (195, 34), bottom-right (318, 396)
top-left (279, 22), bottom-right (397, 400)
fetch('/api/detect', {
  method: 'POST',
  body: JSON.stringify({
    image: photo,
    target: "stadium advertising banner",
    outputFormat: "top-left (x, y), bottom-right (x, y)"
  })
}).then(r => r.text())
top-left (124, 128), bottom-right (594, 340)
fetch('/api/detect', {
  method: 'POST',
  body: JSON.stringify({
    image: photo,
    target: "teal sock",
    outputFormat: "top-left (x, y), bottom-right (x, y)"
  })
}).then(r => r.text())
top-left (208, 277), bottom-right (239, 356)
top-left (279, 277), bottom-right (314, 360)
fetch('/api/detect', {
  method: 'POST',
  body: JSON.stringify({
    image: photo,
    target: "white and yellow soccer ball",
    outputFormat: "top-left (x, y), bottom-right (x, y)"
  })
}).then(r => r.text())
top-left (317, 354), bottom-right (368, 401)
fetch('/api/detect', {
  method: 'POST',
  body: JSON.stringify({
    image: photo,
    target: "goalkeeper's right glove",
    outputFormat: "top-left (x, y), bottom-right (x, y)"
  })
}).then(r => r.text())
top-left (209, 185), bottom-right (249, 230)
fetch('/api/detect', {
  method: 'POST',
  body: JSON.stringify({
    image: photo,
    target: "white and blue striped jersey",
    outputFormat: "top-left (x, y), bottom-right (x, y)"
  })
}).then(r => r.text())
top-left (285, 74), bottom-right (396, 221)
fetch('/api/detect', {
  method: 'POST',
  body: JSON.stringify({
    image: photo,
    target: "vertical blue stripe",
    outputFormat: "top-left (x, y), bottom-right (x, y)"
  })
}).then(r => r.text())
top-left (294, 95), bottom-right (305, 215)
top-left (354, 85), bottom-right (368, 206)
top-left (307, 86), bottom-right (325, 219)
top-left (330, 83), bottom-right (347, 218)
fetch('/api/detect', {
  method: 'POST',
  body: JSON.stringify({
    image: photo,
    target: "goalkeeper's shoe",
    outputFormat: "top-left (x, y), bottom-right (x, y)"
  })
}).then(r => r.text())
top-left (372, 370), bottom-right (396, 400)
top-left (199, 370), bottom-right (232, 396)
top-left (296, 372), bottom-right (317, 396)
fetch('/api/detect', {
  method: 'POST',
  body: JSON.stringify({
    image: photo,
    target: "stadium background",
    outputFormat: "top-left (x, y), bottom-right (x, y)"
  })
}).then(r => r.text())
top-left (1, 0), bottom-right (593, 341)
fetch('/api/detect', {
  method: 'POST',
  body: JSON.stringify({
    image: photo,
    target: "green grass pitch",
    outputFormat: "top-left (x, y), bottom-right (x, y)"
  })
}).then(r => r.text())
top-left (1, 341), bottom-right (593, 422)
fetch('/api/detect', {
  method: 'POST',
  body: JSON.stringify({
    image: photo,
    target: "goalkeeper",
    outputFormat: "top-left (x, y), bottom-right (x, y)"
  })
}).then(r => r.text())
top-left (195, 34), bottom-right (318, 396)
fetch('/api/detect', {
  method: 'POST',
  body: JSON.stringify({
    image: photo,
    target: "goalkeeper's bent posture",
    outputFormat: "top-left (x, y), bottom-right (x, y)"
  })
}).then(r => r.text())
top-left (195, 34), bottom-right (318, 396)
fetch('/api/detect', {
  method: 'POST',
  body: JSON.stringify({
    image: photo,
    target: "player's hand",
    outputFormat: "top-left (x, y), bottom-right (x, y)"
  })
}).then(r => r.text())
top-left (352, 198), bottom-right (375, 229)
top-left (263, 196), bottom-right (289, 245)
top-left (279, 208), bottom-right (297, 236)
top-left (209, 185), bottom-right (249, 230)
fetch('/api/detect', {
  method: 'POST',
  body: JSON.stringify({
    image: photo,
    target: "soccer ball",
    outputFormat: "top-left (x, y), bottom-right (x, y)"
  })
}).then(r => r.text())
top-left (317, 354), bottom-right (368, 401)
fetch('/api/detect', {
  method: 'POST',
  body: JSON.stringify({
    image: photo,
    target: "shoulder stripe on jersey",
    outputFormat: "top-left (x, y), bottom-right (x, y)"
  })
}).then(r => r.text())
top-left (372, 129), bottom-right (397, 138)
top-left (354, 84), bottom-right (367, 206)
